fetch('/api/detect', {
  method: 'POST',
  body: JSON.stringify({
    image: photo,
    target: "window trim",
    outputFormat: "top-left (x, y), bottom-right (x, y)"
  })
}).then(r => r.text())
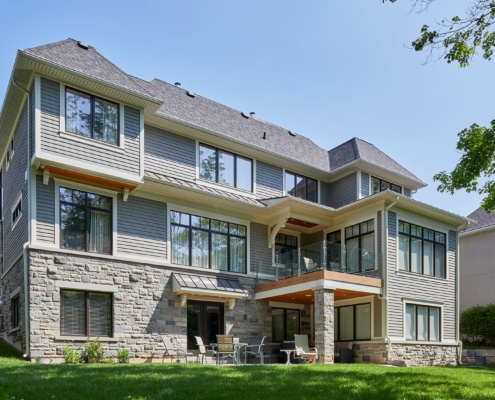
top-left (272, 307), bottom-right (301, 342)
top-left (370, 176), bottom-right (402, 195)
top-left (404, 302), bottom-right (442, 342)
top-left (11, 295), bottom-right (20, 330)
top-left (344, 219), bottom-right (376, 272)
top-left (334, 302), bottom-right (372, 342)
top-left (11, 193), bottom-right (22, 230)
top-left (284, 170), bottom-right (318, 203)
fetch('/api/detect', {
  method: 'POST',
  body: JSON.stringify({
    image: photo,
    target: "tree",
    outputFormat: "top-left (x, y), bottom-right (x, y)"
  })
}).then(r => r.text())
top-left (460, 304), bottom-right (495, 345)
top-left (386, 0), bottom-right (495, 211)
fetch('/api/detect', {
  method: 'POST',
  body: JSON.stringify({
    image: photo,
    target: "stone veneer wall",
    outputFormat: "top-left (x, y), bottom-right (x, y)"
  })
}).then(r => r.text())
top-left (28, 249), bottom-right (272, 362)
top-left (388, 344), bottom-right (459, 366)
top-left (351, 341), bottom-right (387, 364)
top-left (314, 289), bottom-right (334, 363)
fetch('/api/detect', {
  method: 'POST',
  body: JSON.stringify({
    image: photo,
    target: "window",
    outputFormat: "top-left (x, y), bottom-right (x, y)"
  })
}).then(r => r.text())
top-left (334, 303), bottom-right (371, 341)
top-left (60, 187), bottom-right (112, 254)
top-left (327, 230), bottom-right (342, 268)
top-left (11, 296), bottom-right (20, 329)
top-left (12, 195), bottom-right (22, 227)
top-left (272, 308), bottom-right (300, 342)
top-left (345, 220), bottom-right (375, 273)
top-left (65, 87), bottom-right (119, 145)
top-left (285, 172), bottom-right (317, 203)
top-left (398, 221), bottom-right (446, 278)
top-left (199, 144), bottom-right (253, 191)
top-left (171, 211), bottom-right (247, 273)
top-left (275, 233), bottom-right (298, 265)
top-left (61, 290), bottom-right (112, 337)
top-left (187, 300), bottom-right (224, 350)
top-left (405, 304), bottom-right (440, 341)
top-left (371, 176), bottom-right (401, 195)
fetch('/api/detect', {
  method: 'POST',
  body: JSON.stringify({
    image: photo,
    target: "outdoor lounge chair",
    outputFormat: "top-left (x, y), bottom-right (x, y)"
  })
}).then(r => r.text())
top-left (161, 335), bottom-right (194, 363)
top-left (294, 334), bottom-right (318, 363)
top-left (243, 336), bottom-right (269, 364)
top-left (195, 336), bottom-right (214, 364)
top-left (215, 334), bottom-right (235, 364)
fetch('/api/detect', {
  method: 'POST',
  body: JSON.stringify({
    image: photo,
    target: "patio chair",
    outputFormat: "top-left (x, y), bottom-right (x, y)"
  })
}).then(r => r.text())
top-left (243, 336), bottom-right (269, 364)
top-left (161, 335), bottom-right (194, 363)
top-left (195, 336), bottom-right (214, 364)
top-left (215, 334), bottom-right (235, 365)
top-left (303, 257), bottom-right (317, 272)
top-left (294, 334), bottom-right (318, 364)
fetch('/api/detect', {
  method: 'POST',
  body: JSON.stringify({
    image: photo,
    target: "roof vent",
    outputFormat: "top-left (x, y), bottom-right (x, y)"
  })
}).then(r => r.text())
top-left (186, 91), bottom-right (196, 98)
top-left (241, 112), bottom-right (249, 119)
top-left (250, 112), bottom-right (255, 117)
top-left (175, 82), bottom-right (181, 87)
top-left (288, 131), bottom-right (296, 137)
top-left (77, 41), bottom-right (89, 50)
top-left (262, 132), bottom-right (267, 140)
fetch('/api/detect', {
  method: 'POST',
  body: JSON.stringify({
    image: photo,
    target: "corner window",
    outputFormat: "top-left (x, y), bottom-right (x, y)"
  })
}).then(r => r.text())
top-left (334, 303), bottom-right (371, 341)
top-left (60, 188), bottom-right (112, 254)
top-left (61, 290), bottom-right (113, 337)
top-left (285, 172), bottom-right (317, 203)
top-left (398, 221), bottom-right (446, 278)
top-left (371, 176), bottom-right (401, 195)
top-left (345, 220), bottom-right (375, 273)
top-left (65, 87), bottom-right (119, 145)
top-left (11, 295), bottom-right (20, 329)
top-left (171, 211), bottom-right (247, 273)
top-left (272, 308), bottom-right (300, 342)
top-left (405, 304), bottom-right (440, 341)
top-left (12, 195), bottom-right (22, 228)
top-left (199, 144), bottom-right (253, 191)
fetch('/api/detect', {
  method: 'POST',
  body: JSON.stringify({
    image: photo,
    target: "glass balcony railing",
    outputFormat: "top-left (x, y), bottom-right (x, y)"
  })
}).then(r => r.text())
top-left (251, 241), bottom-right (380, 281)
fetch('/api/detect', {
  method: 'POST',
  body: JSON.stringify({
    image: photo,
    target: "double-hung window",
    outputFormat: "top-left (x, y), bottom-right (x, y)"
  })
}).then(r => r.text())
top-left (345, 220), bottom-right (375, 273)
top-left (60, 188), bottom-right (112, 254)
top-left (285, 172), bottom-right (317, 203)
top-left (199, 144), bottom-right (253, 191)
top-left (65, 87), bottom-right (119, 145)
top-left (398, 221), bottom-right (446, 278)
top-left (371, 176), bottom-right (401, 195)
top-left (171, 211), bottom-right (247, 273)
top-left (61, 290), bottom-right (113, 337)
top-left (334, 303), bottom-right (371, 341)
top-left (405, 304), bottom-right (440, 341)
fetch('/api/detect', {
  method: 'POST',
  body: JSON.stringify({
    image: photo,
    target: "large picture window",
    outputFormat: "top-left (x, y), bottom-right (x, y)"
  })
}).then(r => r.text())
top-left (61, 290), bottom-right (112, 337)
top-left (285, 172), bottom-right (317, 203)
top-left (171, 211), bottom-right (247, 273)
top-left (371, 176), bottom-right (401, 195)
top-left (272, 308), bottom-right (300, 342)
top-left (199, 144), bottom-right (253, 191)
top-left (405, 304), bottom-right (440, 341)
top-left (60, 188), bottom-right (112, 254)
top-left (398, 221), bottom-right (446, 278)
top-left (334, 303), bottom-right (371, 341)
top-left (66, 87), bottom-right (119, 145)
top-left (345, 220), bottom-right (375, 273)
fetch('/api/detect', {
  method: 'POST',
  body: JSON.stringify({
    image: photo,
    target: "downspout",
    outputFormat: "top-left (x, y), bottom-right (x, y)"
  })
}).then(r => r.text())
top-left (11, 77), bottom-right (31, 360)
top-left (382, 197), bottom-right (399, 360)
top-left (456, 222), bottom-right (468, 365)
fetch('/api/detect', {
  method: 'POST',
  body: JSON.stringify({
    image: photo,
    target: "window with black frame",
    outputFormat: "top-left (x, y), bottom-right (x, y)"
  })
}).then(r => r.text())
top-left (11, 296), bottom-right (20, 329)
top-left (405, 304), bottom-right (440, 341)
top-left (198, 144), bottom-right (252, 191)
top-left (65, 87), bottom-right (119, 145)
top-left (345, 220), bottom-right (375, 273)
top-left (272, 308), bottom-right (300, 342)
top-left (60, 290), bottom-right (112, 337)
top-left (326, 230), bottom-right (342, 270)
top-left (285, 171), bottom-right (318, 203)
top-left (334, 303), bottom-right (371, 341)
top-left (275, 233), bottom-right (298, 266)
top-left (59, 187), bottom-right (112, 254)
top-left (398, 221), bottom-right (446, 278)
top-left (371, 176), bottom-right (401, 195)
top-left (170, 211), bottom-right (247, 273)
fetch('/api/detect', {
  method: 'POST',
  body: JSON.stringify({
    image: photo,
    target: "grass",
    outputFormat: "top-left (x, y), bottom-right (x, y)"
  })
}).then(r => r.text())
top-left (0, 342), bottom-right (494, 400)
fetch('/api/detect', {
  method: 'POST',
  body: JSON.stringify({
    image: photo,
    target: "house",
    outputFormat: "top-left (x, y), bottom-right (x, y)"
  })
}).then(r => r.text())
top-left (459, 207), bottom-right (495, 313)
top-left (0, 39), bottom-right (467, 365)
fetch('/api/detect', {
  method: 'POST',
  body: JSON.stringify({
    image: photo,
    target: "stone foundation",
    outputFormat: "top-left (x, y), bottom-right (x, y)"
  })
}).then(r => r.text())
top-left (351, 341), bottom-right (387, 364)
top-left (388, 343), bottom-right (459, 366)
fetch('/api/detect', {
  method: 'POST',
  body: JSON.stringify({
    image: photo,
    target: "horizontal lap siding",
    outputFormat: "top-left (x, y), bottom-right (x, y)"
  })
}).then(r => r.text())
top-left (386, 211), bottom-right (457, 340)
top-left (320, 181), bottom-right (330, 207)
top-left (39, 78), bottom-right (140, 175)
top-left (35, 176), bottom-right (55, 244)
top-left (404, 188), bottom-right (411, 197)
top-left (328, 173), bottom-right (357, 208)
top-left (256, 161), bottom-right (283, 199)
top-left (250, 223), bottom-right (271, 269)
top-left (361, 172), bottom-right (369, 197)
top-left (117, 196), bottom-right (167, 259)
top-left (144, 125), bottom-right (196, 180)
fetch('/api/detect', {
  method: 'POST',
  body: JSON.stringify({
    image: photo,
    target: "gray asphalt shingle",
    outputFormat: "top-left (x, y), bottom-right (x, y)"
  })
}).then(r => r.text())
top-left (464, 207), bottom-right (495, 232)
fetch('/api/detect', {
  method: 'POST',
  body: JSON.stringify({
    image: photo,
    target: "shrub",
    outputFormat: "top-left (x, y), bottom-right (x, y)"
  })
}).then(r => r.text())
top-left (102, 358), bottom-right (115, 364)
top-left (460, 303), bottom-right (495, 345)
top-left (86, 338), bottom-right (105, 364)
top-left (117, 348), bottom-right (131, 364)
top-left (63, 346), bottom-right (81, 364)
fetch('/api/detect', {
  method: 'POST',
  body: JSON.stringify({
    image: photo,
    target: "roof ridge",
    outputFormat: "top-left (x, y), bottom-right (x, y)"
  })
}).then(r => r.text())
top-left (352, 137), bottom-right (360, 159)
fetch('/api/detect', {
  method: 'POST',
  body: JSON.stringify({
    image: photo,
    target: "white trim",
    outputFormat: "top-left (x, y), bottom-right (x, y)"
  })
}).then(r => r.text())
top-left (402, 298), bottom-right (444, 342)
top-left (59, 82), bottom-right (65, 132)
top-left (30, 169), bottom-right (37, 244)
top-left (139, 109), bottom-right (144, 179)
top-left (11, 192), bottom-right (23, 230)
top-left (119, 103), bottom-right (125, 148)
top-left (269, 301), bottom-right (305, 310)
top-left (460, 223), bottom-right (495, 237)
top-left (9, 286), bottom-right (21, 299)
top-left (394, 270), bottom-right (450, 284)
top-left (55, 281), bottom-right (118, 292)
top-left (58, 131), bottom-right (125, 154)
top-left (357, 171), bottom-right (362, 200)
top-left (252, 159), bottom-right (257, 196)
top-left (35, 75), bottom-right (42, 157)
top-left (334, 295), bottom-right (376, 340)
top-left (282, 168), bottom-right (287, 196)
top-left (195, 139), bottom-right (200, 179)
top-left (195, 178), bottom-right (257, 199)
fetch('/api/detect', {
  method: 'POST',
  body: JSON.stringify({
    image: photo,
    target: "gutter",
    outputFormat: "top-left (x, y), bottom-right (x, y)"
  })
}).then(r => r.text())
top-left (10, 77), bottom-right (31, 360)
top-left (456, 221), bottom-right (469, 364)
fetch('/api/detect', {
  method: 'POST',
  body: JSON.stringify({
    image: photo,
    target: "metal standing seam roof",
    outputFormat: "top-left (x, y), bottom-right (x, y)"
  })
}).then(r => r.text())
top-left (173, 272), bottom-right (248, 294)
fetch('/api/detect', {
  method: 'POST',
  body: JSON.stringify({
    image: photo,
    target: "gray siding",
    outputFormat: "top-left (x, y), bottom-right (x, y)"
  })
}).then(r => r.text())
top-left (250, 223), bottom-right (271, 268)
top-left (320, 181), bottom-right (330, 207)
top-left (256, 161), bottom-right (283, 199)
top-left (117, 196), bottom-right (167, 259)
top-left (144, 124), bottom-right (196, 180)
top-left (386, 211), bottom-right (457, 341)
top-left (404, 188), bottom-right (411, 197)
top-left (3, 99), bottom-right (29, 271)
top-left (35, 175), bottom-right (55, 244)
top-left (361, 172), bottom-right (369, 197)
top-left (377, 210), bottom-right (382, 276)
top-left (39, 77), bottom-right (141, 175)
top-left (374, 296), bottom-right (382, 338)
top-left (328, 172), bottom-right (357, 208)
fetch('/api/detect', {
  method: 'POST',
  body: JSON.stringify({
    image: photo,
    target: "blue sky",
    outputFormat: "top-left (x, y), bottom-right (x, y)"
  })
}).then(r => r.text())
top-left (0, 0), bottom-right (490, 217)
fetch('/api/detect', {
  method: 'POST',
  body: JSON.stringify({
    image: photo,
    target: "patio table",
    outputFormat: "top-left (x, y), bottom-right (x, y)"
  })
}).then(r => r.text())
top-left (280, 349), bottom-right (297, 365)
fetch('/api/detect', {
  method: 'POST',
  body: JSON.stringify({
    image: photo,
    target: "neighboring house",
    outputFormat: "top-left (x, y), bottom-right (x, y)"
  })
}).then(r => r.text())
top-left (0, 39), bottom-right (467, 365)
top-left (459, 207), bottom-right (495, 313)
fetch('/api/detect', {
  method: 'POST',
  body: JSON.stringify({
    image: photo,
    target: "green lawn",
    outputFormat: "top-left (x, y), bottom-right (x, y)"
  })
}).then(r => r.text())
top-left (0, 342), bottom-right (494, 400)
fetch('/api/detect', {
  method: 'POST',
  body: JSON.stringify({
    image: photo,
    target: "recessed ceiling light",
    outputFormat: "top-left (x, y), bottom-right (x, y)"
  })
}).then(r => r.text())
top-left (305, 294), bottom-right (312, 297)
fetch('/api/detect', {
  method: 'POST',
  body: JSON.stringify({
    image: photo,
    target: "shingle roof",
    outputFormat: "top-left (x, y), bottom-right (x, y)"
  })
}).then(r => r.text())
top-left (464, 207), bottom-right (495, 232)
top-left (328, 138), bottom-right (424, 184)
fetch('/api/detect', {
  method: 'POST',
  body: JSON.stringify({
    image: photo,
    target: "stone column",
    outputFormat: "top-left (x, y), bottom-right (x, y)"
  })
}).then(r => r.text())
top-left (314, 288), bottom-right (334, 364)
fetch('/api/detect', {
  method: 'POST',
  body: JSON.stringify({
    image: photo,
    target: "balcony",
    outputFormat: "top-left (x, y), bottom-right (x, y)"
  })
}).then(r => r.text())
top-left (251, 241), bottom-right (381, 282)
